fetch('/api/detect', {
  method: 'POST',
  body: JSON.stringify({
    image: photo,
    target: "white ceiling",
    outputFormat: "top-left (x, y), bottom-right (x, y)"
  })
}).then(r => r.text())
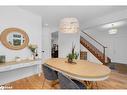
top-left (20, 6), bottom-right (127, 31)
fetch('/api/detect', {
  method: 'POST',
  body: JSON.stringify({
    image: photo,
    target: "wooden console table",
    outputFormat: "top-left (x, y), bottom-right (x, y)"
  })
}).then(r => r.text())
top-left (0, 59), bottom-right (42, 85)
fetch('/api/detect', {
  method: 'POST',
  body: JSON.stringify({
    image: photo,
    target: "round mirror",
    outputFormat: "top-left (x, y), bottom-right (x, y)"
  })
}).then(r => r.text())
top-left (0, 28), bottom-right (29, 50)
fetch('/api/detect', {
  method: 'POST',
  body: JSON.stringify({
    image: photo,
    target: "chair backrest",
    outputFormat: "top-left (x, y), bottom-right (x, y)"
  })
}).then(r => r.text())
top-left (58, 72), bottom-right (80, 89)
top-left (42, 65), bottom-right (58, 80)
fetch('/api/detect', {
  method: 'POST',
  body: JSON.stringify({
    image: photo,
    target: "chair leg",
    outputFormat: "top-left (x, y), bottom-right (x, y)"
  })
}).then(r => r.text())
top-left (50, 80), bottom-right (59, 88)
top-left (53, 80), bottom-right (59, 86)
top-left (42, 78), bottom-right (46, 88)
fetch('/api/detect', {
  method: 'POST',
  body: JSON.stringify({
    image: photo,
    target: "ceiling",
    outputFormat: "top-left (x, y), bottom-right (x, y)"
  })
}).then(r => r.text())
top-left (86, 18), bottom-right (127, 31)
top-left (84, 18), bottom-right (127, 37)
top-left (20, 6), bottom-right (127, 31)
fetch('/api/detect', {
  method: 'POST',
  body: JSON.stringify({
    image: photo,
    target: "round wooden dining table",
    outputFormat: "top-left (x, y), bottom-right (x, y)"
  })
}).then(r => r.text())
top-left (44, 58), bottom-right (111, 81)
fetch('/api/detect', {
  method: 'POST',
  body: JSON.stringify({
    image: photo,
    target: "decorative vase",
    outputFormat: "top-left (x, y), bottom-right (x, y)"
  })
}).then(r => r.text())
top-left (68, 58), bottom-right (73, 63)
top-left (0, 56), bottom-right (5, 63)
top-left (32, 53), bottom-right (36, 60)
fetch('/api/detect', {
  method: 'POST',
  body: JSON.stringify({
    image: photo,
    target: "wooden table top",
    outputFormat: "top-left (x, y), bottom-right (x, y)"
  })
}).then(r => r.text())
top-left (44, 58), bottom-right (111, 80)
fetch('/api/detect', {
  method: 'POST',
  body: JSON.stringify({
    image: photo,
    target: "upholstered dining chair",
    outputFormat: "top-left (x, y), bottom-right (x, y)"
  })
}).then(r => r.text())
top-left (42, 64), bottom-right (58, 88)
top-left (58, 72), bottom-right (87, 89)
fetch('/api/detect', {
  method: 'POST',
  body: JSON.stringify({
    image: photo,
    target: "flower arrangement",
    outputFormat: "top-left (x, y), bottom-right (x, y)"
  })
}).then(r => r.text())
top-left (67, 44), bottom-right (79, 63)
top-left (28, 44), bottom-right (38, 53)
top-left (28, 44), bottom-right (38, 60)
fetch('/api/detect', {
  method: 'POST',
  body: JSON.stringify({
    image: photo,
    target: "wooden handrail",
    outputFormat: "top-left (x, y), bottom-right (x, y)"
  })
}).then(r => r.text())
top-left (81, 30), bottom-right (107, 48)
top-left (81, 30), bottom-right (109, 63)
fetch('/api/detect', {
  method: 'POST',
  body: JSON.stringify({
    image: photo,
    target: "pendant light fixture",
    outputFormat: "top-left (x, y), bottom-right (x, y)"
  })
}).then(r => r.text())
top-left (108, 24), bottom-right (118, 34)
top-left (59, 17), bottom-right (79, 33)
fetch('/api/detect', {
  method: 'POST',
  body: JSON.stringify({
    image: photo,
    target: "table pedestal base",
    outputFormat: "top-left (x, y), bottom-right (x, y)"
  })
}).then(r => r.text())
top-left (84, 81), bottom-right (98, 89)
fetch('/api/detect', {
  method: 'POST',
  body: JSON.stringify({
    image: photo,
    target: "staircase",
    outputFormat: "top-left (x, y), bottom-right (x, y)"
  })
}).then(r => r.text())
top-left (80, 31), bottom-right (111, 65)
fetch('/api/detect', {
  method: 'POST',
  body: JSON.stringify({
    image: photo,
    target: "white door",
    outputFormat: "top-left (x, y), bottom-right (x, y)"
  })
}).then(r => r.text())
top-left (41, 24), bottom-right (51, 63)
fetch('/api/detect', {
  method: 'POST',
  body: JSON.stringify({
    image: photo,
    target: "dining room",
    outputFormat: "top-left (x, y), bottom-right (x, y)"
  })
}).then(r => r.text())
top-left (0, 6), bottom-right (127, 90)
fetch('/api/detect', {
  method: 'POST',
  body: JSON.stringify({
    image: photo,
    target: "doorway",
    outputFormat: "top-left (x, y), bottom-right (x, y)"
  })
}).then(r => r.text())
top-left (51, 31), bottom-right (58, 58)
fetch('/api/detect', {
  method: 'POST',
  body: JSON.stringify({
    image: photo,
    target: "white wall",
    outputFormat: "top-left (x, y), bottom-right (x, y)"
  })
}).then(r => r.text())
top-left (58, 31), bottom-right (80, 58)
top-left (41, 24), bottom-right (51, 62)
top-left (0, 7), bottom-right (42, 62)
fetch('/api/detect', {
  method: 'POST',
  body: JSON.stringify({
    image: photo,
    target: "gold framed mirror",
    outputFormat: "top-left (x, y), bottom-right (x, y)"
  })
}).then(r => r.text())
top-left (0, 28), bottom-right (29, 50)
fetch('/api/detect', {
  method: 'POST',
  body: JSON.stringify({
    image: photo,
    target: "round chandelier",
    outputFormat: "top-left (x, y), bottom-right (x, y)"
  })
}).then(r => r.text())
top-left (59, 17), bottom-right (79, 33)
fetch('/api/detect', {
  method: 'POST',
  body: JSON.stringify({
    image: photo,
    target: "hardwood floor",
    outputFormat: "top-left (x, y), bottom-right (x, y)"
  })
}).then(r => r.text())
top-left (3, 70), bottom-right (127, 89)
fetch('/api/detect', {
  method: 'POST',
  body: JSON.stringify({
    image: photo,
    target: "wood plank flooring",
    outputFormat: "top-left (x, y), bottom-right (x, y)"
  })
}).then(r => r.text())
top-left (3, 70), bottom-right (127, 89)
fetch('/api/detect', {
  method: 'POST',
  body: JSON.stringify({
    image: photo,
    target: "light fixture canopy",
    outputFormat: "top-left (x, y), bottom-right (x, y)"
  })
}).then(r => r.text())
top-left (59, 17), bottom-right (79, 33)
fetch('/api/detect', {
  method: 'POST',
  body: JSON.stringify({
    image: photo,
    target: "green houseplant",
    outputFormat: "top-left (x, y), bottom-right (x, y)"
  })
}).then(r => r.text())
top-left (67, 44), bottom-right (79, 63)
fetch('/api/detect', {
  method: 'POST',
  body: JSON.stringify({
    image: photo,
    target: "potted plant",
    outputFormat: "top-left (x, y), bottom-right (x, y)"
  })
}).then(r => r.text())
top-left (67, 44), bottom-right (79, 63)
top-left (28, 44), bottom-right (38, 60)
